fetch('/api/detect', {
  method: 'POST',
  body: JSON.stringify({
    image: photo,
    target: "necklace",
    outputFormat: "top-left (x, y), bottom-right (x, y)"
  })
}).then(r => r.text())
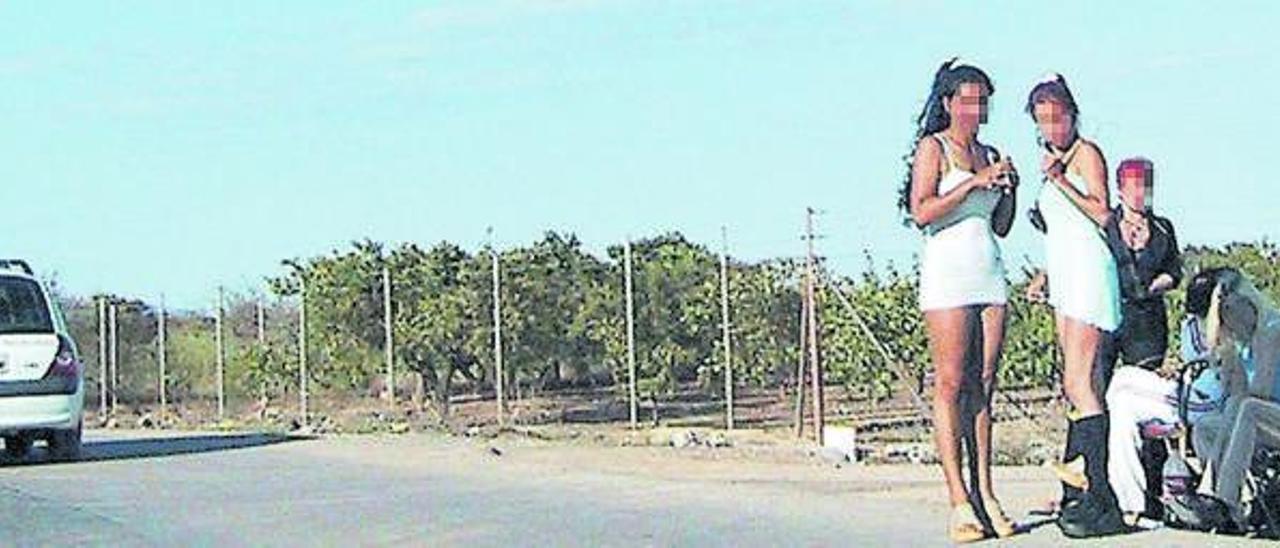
top-left (1120, 210), bottom-right (1150, 251)
top-left (942, 131), bottom-right (980, 171)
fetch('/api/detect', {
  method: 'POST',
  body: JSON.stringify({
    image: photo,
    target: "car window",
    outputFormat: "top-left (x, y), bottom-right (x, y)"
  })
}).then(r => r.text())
top-left (0, 277), bottom-right (54, 334)
top-left (51, 300), bottom-right (69, 333)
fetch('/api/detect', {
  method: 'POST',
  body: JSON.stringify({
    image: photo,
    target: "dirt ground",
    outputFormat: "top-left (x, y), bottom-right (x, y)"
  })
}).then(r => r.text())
top-left (70, 386), bottom-right (1280, 545)
top-left (87, 383), bottom-right (1069, 466)
top-left (12, 428), bottom-right (1268, 545)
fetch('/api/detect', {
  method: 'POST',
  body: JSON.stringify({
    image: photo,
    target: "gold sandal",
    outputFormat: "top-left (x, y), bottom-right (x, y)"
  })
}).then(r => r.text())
top-left (949, 504), bottom-right (986, 543)
top-left (982, 497), bottom-right (1017, 538)
top-left (1048, 456), bottom-right (1088, 490)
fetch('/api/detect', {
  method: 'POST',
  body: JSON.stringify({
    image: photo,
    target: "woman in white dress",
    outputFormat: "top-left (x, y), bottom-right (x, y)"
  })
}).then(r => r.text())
top-left (1023, 74), bottom-right (1128, 537)
top-left (901, 59), bottom-right (1018, 542)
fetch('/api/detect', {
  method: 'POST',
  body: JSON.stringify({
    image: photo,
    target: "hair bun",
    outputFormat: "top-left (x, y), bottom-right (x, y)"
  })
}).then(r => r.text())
top-left (1036, 72), bottom-right (1064, 84)
top-left (935, 57), bottom-right (959, 78)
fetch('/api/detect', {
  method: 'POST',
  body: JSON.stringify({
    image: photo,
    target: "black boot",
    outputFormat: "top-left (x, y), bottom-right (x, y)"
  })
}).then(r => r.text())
top-left (1140, 439), bottom-right (1169, 519)
top-left (1060, 417), bottom-right (1084, 507)
top-left (1058, 413), bottom-right (1129, 538)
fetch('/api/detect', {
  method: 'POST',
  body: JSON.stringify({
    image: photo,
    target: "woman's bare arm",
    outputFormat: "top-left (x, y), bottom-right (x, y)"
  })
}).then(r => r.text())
top-left (1050, 140), bottom-right (1111, 226)
top-left (910, 137), bottom-right (1007, 227)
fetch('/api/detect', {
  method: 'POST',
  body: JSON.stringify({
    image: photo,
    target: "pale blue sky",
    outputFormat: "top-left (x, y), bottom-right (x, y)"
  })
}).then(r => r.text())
top-left (2, 2), bottom-right (1276, 310)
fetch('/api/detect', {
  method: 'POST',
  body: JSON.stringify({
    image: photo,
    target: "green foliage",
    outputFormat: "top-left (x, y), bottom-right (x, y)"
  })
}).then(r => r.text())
top-left (57, 235), bottom-right (1280, 418)
top-left (626, 233), bottom-right (720, 394)
top-left (1001, 277), bottom-right (1058, 387)
top-left (710, 258), bottom-right (802, 389)
top-left (820, 257), bottom-right (927, 401)
top-left (164, 319), bottom-right (217, 401)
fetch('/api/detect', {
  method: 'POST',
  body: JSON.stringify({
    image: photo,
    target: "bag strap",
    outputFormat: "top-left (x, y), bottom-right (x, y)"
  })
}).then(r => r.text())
top-left (1051, 137), bottom-right (1083, 166)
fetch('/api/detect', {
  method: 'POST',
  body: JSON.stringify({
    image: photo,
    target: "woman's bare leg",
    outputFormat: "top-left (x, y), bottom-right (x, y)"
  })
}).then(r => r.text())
top-left (1059, 315), bottom-right (1104, 415)
top-left (975, 304), bottom-right (1006, 500)
top-left (926, 307), bottom-right (976, 506)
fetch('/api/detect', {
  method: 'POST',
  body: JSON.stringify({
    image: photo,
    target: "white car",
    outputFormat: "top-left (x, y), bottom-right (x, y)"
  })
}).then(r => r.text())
top-left (0, 260), bottom-right (83, 460)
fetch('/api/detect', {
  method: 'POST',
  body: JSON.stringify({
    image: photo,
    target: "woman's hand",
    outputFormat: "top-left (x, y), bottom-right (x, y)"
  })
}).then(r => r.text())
top-left (972, 157), bottom-right (1016, 192)
top-left (1041, 154), bottom-right (1067, 184)
top-left (1148, 273), bottom-right (1176, 296)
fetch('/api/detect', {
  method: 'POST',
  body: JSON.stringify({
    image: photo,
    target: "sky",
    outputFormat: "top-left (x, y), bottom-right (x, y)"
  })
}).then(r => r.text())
top-left (2, 1), bottom-right (1277, 310)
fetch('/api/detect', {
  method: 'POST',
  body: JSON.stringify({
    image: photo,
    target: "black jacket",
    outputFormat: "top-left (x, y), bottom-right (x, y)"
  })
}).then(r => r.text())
top-left (1104, 208), bottom-right (1182, 366)
top-left (1104, 208), bottom-right (1182, 305)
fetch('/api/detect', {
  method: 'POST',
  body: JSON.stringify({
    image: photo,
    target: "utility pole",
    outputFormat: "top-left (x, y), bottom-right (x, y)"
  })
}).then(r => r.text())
top-left (805, 208), bottom-right (824, 445)
top-left (97, 296), bottom-right (107, 416)
top-left (719, 226), bottom-right (734, 431)
top-left (215, 286), bottom-right (225, 421)
top-left (624, 239), bottom-right (637, 429)
top-left (794, 301), bottom-right (807, 439)
top-left (490, 239), bottom-right (505, 426)
top-left (256, 296), bottom-right (266, 345)
top-left (298, 276), bottom-right (308, 430)
top-left (109, 301), bottom-right (118, 416)
top-left (158, 295), bottom-right (168, 419)
top-left (383, 266), bottom-right (395, 408)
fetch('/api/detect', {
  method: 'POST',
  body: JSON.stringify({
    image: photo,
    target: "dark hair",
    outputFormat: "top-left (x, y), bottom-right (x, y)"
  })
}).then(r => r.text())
top-left (897, 58), bottom-right (994, 224)
top-left (1186, 267), bottom-right (1235, 317)
top-left (1024, 74), bottom-right (1080, 125)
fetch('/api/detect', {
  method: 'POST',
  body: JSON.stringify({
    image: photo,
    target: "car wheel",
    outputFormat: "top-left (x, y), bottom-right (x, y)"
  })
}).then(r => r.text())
top-left (48, 423), bottom-right (82, 461)
top-left (4, 434), bottom-right (33, 460)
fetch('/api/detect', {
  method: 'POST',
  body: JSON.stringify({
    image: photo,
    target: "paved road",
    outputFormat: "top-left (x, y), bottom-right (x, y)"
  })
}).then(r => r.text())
top-left (0, 430), bottom-right (1268, 546)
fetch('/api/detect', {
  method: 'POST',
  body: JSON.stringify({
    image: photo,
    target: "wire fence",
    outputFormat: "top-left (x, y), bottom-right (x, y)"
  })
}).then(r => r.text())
top-left (57, 232), bottom-right (1276, 444)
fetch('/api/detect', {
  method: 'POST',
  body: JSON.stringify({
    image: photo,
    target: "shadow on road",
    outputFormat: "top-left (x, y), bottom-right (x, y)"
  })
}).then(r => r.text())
top-left (1019, 514), bottom-right (1058, 534)
top-left (1, 432), bottom-right (309, 468)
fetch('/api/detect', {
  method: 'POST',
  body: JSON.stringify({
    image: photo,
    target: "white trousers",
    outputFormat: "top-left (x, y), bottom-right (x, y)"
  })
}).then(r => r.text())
top-left (1105, 366), bottom-right (1179, 514)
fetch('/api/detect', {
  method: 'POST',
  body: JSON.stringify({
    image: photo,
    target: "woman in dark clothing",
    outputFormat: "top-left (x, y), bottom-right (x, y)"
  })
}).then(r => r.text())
top-left (1094, 157), bottom-right (1185, 522)
top-left (1104, 157), bottom-right (1182, 369)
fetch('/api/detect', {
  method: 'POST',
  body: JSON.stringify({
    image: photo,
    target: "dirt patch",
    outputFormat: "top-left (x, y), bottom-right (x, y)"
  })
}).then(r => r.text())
top-left (84, 384), bottom-right (1070, 467)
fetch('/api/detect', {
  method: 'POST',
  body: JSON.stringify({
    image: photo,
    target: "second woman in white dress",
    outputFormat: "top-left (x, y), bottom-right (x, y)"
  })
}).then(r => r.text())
top-left (1024, 73), bottom-right (1127, 538)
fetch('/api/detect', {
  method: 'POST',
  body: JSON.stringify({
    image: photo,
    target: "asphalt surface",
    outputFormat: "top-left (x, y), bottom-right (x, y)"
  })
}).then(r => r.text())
top-left (0, 430), bottom-right (1270, 546)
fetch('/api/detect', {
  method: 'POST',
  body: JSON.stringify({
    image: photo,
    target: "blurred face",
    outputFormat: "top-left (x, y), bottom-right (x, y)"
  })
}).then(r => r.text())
top-left (1118, 164), bottom-right (1153, 211)
top-left (945, 82), bottom-right (989, 130)
top-left (1033, 99), bottom-right (1075, 149)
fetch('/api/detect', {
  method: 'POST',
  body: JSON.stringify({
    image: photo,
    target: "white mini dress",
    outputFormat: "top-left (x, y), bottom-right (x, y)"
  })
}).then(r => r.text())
top-left (917, 134), bottom-right (1007, 311)
top-left (1038, 171), bottom-right (1122, 332)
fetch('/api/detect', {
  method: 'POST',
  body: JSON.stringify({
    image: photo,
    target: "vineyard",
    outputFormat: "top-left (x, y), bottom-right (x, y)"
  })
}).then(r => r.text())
top-left (55, 234), bottom-right (1279, 441)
